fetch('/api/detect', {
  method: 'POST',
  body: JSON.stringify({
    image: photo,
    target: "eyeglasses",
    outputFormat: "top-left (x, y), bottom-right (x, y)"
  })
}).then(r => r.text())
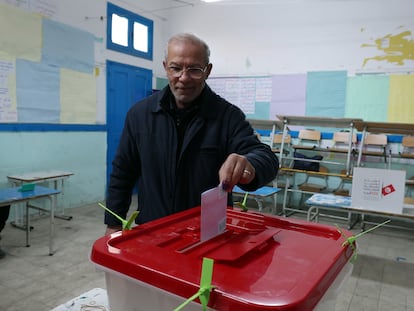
top-left (166, 65), bottom-right (208, 79)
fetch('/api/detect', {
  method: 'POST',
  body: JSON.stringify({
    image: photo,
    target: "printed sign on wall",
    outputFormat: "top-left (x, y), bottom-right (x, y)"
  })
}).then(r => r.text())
top-left (351, 167), bottom-right (406, 214)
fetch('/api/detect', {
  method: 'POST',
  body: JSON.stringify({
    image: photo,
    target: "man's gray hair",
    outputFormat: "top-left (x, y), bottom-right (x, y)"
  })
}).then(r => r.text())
top-left (165, 33), bottom-right (210, 64)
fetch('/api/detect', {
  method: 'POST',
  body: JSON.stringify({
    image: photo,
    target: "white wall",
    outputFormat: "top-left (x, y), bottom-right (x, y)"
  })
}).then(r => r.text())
top-left (159, 0), bottom-right (414, 77)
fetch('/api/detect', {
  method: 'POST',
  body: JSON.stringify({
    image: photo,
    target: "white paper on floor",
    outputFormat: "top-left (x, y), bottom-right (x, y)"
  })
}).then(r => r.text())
top-left (50, 287), bottom-right (109, 311)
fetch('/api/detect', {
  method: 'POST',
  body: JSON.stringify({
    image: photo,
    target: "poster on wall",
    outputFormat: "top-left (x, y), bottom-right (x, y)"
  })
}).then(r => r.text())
top-left (351, 167), bottom-right (406, 214)
top-left (208, 76), bottom-right (272, 118)
top-left (0, 2), bottom-right (96, 125)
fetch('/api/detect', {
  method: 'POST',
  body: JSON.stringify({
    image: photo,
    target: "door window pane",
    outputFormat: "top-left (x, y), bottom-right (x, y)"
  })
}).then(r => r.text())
top-left (133, 22), bottom-right (148, 52)
top-left (111, 13), bottom-right (128, 47)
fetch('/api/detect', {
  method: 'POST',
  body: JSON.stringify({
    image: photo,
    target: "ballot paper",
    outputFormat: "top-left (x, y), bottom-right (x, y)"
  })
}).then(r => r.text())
top-left (200, 185), bottom-right (227, 242)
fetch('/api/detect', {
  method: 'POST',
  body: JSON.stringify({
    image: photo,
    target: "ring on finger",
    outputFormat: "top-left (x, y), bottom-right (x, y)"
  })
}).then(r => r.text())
top-left (243, 169), bottom-right (251, 175)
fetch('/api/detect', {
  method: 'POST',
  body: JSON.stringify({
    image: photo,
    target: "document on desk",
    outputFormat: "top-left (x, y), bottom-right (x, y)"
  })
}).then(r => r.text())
top-left (200, 186), bottom-right (227, 242)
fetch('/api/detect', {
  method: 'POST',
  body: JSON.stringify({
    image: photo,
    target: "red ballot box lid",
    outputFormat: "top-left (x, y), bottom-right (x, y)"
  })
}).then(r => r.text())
top-left (91, 207), bottom-right (354, 311)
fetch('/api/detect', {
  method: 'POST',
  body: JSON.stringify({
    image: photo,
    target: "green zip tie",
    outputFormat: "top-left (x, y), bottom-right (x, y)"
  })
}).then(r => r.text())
top-left (98, 202), bottom-right (139, 230)
top-left (241, 192), bottom-right (249, 211)
top-left (125, 211), bottom-right (139, 229)
top-left (235, 192), bottom-right (249, 211)
top-left (174, 257), bottom-right (215, 311)
top-left (336, 219), bottom-right (391, 262)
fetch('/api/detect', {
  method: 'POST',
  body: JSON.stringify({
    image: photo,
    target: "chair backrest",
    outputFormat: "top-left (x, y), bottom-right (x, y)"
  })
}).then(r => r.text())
top-left (297, 129), bottom-right (321, 148)
top-left (400, 135), bottom-right (414, 158)
top-left (402, 136), bottom-right (414, 148)
top-left (331, 132), bottom-right (357, 153)
top-left (273, 133), bottom-right (291, 144)
top-left (333, 132), bottom-right (357, 144)
top-left (298, 129), bottom-right (321, 142)
top-left (364, 133), bottom-right (387, 146)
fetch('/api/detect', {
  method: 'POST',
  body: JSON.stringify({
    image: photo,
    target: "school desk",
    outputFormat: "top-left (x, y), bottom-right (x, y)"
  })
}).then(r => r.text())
top-left (0, 185), bottom-right (60, 255)
top-left (306, 193), bottom-right (414, 230)
top-left (7, 170), bottom-right (73, 229)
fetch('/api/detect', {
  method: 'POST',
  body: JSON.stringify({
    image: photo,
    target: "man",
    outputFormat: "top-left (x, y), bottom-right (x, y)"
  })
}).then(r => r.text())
top-left (105, 33), bottom-right (278, 234)
top-left (0, 205), bottom-right (10, 259)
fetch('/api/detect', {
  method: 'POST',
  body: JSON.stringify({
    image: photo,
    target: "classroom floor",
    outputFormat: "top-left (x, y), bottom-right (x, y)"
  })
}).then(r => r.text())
top-left (0, 197), bottom-right (413, 311)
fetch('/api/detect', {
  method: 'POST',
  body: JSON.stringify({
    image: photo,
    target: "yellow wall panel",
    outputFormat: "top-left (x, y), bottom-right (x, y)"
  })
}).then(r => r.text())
top-left (60, 68), bottom-right (97, 124)
top-left (0, 3), bottom-right (42, 61)
top-left (388, 75), bottom-right (414, 123)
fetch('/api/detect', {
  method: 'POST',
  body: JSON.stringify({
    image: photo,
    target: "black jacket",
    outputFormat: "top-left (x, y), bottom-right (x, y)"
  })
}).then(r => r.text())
top-left (105, 85), bottom-right (279, 225)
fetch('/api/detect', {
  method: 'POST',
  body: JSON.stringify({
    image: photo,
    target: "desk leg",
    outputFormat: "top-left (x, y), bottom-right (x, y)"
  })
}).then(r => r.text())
top-left (282, 178), bottom-right (290, 216)
top-left (11, 209), bottom-right (34, 231)
top-left (360, 214), bottom-right (366, 231)
top-left (307, 206), bottom-right (320, 222)
top-left (346, 212), bottom-right (361, 230)
top-left (24, 196), bottom-right (57, 255)
top-left (49, 195), bottom-right (56, 256)
top-left (254, 198), bottom-right (263, 212)
top-left (307, 206), bottom-right (313, 221)
top-left (53, 180), bottom-right (72, 221)
top-left (25, 203), bottom-right (30, 247)
top-left (11, 182), bottom-right (31, 231)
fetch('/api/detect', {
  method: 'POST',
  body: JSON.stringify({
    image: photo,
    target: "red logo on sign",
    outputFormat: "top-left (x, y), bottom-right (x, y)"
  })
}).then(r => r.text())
top-left (382, 184), bottom-right (395, 196)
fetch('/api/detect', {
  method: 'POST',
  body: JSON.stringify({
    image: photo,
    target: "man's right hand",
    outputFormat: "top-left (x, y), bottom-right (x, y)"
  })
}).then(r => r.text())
top-left (219, 153), bottom-right (256, 192)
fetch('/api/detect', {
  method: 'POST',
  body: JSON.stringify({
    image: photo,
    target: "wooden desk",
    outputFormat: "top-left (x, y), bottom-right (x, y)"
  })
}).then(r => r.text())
top-left (305, 193), bottom-right (414, 230)
top-left (276, 115), bottom-right (363, 128)
top-left (0, 186), bottom-right (60, 255)
top-left (353, 120), bottom-right (414, 135)
top-left (7, 170), bottom-right (74, 228)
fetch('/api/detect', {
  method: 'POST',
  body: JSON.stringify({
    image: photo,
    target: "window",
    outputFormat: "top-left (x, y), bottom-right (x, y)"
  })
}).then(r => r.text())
top-left (107, 2), bottom-right (153, 60)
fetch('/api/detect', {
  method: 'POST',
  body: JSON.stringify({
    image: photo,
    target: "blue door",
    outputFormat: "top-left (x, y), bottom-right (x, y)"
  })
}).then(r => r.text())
top-left (106, 60), bottom-right (152, 189)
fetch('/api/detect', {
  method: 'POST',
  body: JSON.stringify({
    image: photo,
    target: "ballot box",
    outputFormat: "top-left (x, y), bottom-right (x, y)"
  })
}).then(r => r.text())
top-left (91, 207), bottom-right (354, 311)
